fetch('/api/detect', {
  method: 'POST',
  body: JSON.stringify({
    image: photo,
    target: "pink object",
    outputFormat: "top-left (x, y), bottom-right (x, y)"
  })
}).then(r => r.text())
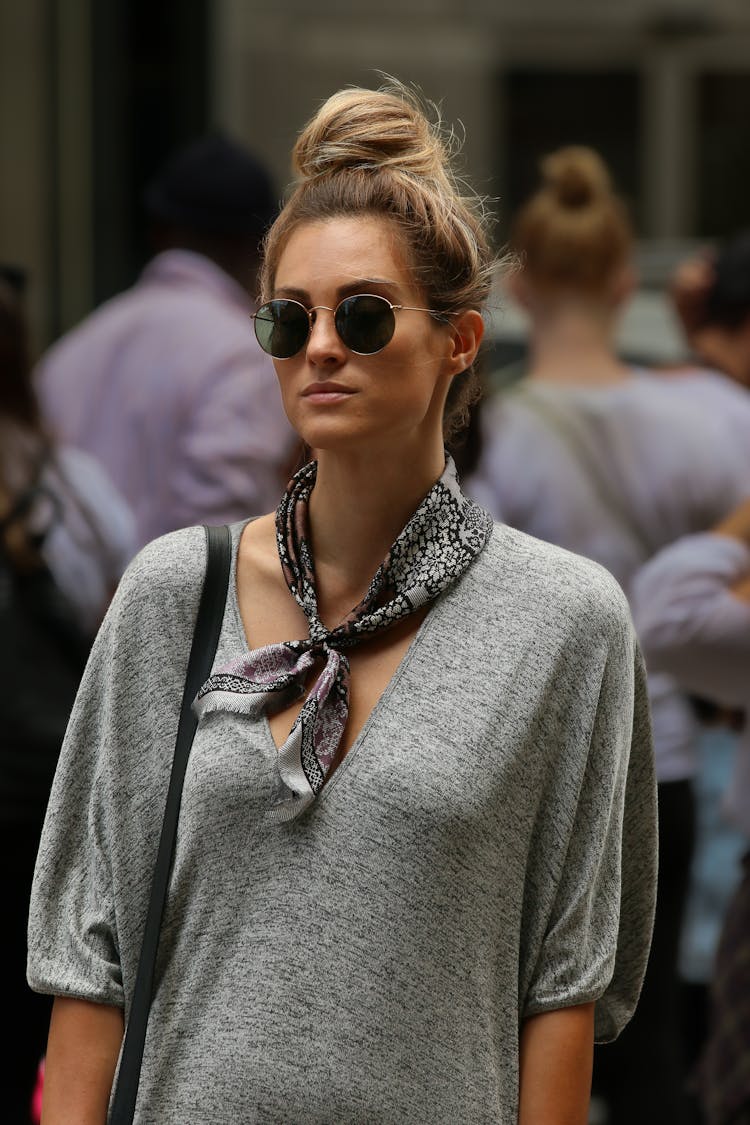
top-left (30, 1057), bottom-right (44, 1124)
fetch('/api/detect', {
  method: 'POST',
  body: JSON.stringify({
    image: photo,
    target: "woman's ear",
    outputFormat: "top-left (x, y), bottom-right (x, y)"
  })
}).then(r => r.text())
top-left (447, 309), bottom-right (484, 375)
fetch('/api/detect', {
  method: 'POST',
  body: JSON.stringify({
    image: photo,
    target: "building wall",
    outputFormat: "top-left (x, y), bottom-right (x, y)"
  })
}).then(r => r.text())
top-left (2, 0), bottom-right (750, 350)
top-left (214, 0), bottom-right (750, 245)
top-left (212, 8), bottom-right (497, 210)
top-left (0, 0), bottom-right (92, 352)
top-left (0, 0), bottom-right (207, 352)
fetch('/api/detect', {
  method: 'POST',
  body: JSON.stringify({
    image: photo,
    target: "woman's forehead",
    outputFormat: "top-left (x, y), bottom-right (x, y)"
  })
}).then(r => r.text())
top-left (274, 216), bottom-right (414, 295)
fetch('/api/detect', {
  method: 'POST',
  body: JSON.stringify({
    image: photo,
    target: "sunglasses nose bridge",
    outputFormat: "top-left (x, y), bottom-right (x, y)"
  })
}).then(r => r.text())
top-left (307, 304), bottom-right (335, 323)
top-left (305, 303), bottom-right (344, 357)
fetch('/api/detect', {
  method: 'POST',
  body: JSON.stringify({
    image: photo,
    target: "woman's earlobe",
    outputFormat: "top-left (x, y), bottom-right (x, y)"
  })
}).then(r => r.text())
top-left (450, 309), bottom-right (484, 374)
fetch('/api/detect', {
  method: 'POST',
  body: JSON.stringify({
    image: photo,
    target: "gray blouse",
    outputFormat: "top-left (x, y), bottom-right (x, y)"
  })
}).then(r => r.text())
top-left (28, 520), bottom-right (657, 1124)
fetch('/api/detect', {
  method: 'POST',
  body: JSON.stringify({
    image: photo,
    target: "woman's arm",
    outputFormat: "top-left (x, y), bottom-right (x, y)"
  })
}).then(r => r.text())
top-left (41, 997), bottom-right (124, 1125)
top-left (633, 523), bottom-right (750, 707)
top-left (518, 1002), bottom-right (595, 1125)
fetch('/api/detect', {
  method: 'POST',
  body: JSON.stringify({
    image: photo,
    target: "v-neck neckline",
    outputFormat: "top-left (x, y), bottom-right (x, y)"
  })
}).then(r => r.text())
top-left (224, 519), bottom-right (444, 810)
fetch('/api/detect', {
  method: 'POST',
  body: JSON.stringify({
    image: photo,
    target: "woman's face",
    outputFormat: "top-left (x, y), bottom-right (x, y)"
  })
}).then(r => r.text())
top-left (269, 215), bottom-right (463, 456)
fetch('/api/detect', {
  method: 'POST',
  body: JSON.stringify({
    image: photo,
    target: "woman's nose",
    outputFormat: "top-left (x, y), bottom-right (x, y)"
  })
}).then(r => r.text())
top-left (306, 307), bottom-right (345, 365)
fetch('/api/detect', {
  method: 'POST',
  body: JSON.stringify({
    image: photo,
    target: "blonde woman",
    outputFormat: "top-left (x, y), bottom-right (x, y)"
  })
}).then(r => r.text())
top-left (29, 88), bottom-right (655, 1125)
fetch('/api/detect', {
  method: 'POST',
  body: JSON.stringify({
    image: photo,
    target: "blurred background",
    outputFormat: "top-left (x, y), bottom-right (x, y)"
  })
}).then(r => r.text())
top-left (3, 0), bottom-right (750, 362)
top-left (5, 5), bottom-right (750, 1123)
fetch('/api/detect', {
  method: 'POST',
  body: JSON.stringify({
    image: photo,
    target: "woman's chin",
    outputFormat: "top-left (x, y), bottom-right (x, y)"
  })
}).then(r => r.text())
top-left (295, 419), bottom-right (372, 452)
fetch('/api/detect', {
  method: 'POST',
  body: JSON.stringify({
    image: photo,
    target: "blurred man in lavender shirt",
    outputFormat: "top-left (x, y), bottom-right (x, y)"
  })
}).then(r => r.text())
top-left (36, 134), bottom-right (298, 553)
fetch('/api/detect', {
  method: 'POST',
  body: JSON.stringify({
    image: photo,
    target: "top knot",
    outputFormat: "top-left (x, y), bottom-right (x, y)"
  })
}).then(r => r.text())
top-left (540, 146), bottom-right (612, 209)
top-left (261, 78), bottom-right (497, 444)
top-left (511, 144), bottom-right (632, 292)
top-left (292, 86), bottom-right (450, 185)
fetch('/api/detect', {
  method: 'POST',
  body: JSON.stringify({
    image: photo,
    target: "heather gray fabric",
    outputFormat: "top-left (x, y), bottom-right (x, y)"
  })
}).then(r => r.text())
top-left (28, 520), bottom-right (657, 1124)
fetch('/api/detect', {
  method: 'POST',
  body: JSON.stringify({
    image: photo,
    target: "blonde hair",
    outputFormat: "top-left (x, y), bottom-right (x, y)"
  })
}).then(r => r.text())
top-left (511, 146), bottom-right (632, 293)
top-left (261, 81), bottom-right (495, 440)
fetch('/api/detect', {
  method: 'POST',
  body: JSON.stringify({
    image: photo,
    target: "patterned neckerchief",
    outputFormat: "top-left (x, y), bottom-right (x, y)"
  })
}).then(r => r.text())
top-left (194, 455), bottom-right (493, 823)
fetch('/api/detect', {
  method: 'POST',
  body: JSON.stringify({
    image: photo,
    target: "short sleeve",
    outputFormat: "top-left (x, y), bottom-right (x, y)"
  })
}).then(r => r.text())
top-left (522, 610), bottom-right (658, 1043)
top-left (27, 525), bottom-right (208, 1007)
top-left (27, 588), bottom-right (125, 1005)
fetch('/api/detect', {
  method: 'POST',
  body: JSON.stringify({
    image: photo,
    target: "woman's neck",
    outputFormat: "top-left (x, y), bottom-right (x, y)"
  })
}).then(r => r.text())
top-left (307, 440), bottom-right (446, 617)
top-left (524, 304), bottom-right (631, 386)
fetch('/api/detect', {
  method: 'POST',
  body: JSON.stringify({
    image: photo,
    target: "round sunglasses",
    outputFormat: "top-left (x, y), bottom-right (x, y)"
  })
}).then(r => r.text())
top-left (251, 293), bottom-right (449, 359)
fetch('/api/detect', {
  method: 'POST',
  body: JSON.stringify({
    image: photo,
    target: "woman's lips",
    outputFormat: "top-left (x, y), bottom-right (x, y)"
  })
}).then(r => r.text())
top-left (301, 383), bottom-right (356, 404)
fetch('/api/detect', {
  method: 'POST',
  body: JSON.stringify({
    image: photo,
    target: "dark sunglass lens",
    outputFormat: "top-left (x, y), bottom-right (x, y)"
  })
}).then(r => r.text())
top-left (254, 301), bottom-right (309, 358)
top-left (336, 295), bottom-right (395, 354)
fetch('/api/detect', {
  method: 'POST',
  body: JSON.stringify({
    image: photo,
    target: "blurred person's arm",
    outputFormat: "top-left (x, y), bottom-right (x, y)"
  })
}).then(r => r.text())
top-left (518, 1003), bottom-right (595, 1125)
top-left (715, 497), bottom-right (750, 597)
top-left (633, 499), bottom-right (750, 708)
top-left (41, 997), bottom-right (123, 1124)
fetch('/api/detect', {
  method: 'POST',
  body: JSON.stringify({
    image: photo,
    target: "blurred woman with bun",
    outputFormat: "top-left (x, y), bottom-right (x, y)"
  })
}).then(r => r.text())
top-left (468, 148), bottom-right (750, 1123)
top-left (29, 88), bottom-right (656, 1124)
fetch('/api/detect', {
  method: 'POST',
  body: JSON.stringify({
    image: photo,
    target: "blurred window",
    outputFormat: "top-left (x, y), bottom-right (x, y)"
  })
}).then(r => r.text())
top-left (697, 72), bottom-right (750, 238)
top-left (502, 69), bottom-right (642, 236)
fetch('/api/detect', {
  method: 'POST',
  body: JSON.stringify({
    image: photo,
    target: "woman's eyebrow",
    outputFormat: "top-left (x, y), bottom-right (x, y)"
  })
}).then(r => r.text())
top-left (272, 278), bottom-right (404, 302)
top-left (273, 286), bottom-right (309, 301)
top-left (337, 278), bottom-right (401, 298)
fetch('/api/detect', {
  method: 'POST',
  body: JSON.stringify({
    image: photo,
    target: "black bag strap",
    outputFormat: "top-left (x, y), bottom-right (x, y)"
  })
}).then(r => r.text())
top-left (109, 523), bottom-right (232, 1125)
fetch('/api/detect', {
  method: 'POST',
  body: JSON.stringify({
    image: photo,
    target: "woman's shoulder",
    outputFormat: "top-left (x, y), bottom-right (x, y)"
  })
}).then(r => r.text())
top-left (485, 519), bottom-right (629, 592)
top-left (122, 524), bottom-right (212, 588)
top-left (469, 522), bottom-right (633, 639)
top-left (112, 525), bottom-right (216, 634)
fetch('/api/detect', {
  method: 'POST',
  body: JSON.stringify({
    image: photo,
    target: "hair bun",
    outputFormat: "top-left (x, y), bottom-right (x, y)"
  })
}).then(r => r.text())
top-left (540, 146), bottom-right (612, 208)
top-left (292, 86), bottom-right (448, 184)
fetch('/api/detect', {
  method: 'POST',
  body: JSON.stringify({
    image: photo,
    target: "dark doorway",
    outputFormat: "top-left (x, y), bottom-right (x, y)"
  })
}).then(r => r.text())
top-left (502, 68), bottom-right (642, 238)
top-left (91, 0), bottom-right (211, 305)
top-left (698, 71), bottom-right (750, 238)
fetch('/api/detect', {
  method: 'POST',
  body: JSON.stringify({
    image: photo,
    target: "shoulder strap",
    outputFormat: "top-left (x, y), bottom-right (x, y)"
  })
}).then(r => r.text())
top-left (510, 382), bottom-right (656, 561)
top-left (109, 523), bottom-right (232, 1125)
